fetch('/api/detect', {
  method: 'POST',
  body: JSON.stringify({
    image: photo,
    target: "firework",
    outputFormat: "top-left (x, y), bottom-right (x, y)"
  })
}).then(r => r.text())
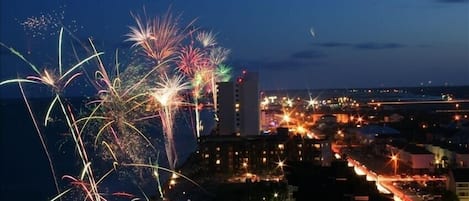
top-left (126, 14), bottom-right (154, 49)
top-left (176, 44), bottom-right (211, 138)
top-left (151, 73), bottom-right (190, 169)
top-left (77, 41), bottom-right (160, 172)
top-left (192, 68), bottom-right (213, 138)
top-left (3, 7), bottom-right (235, 200)
top-left (18, 7), bottom-right (82, 39)
top-left (0, 28), bottom-right (102, 126)
top-left (207, 47), bottom-right (231, 113)
top-left (127, 10), bottom-right (194, 65)
top-left (209, 47), bottom-right (230, 66)
top-left (1, 28), bottom-right (103, 196)
top-left (177, 45), bottom-right (206, 76)
top-left (0, 27), bottom-right (116, 201)
top-left (196, 31), bottom-right (217, 48)
top-left (216, 64), bottom-right (232, 82)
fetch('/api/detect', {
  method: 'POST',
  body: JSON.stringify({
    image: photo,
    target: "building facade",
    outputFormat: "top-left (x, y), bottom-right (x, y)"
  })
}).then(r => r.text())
top-left (425, 143), bottom-right (469, 168)
top-left (197, 135), bottom-right (332, 175)
top-left (217, 81), bottom-right (237, 135)
top-left (386, 143), bottom-right (435, 174)
top-left (449, 168), bottom-right (469, 201)
top-left (216, 71), bottom-right (260, 136)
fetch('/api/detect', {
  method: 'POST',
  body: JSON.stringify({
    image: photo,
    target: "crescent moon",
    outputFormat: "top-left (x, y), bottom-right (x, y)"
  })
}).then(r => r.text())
top-left (310, 27), bottom-right (316, 38)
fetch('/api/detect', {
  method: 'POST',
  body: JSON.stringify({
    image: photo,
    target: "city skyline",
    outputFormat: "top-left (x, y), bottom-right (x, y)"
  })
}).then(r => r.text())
top-left (1, 2), bottom-right (468, 200)
top-left (1, 0), bottom-right (468, 95)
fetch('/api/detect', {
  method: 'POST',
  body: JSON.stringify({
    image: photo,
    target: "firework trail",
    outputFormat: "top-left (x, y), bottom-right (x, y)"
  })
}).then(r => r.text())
top-left (0, 28), bottom-right (102, 126)
top-left (176, 44), bottom-right (209, 138)
top-left (17, 82), bottom-right (61, 195)
top-left (195, 31), bottom-right (233, 115)
top-left (1, 27), bottom-right (106, 200)
top-left (151, 73), bottom-right (190, 169)
top-left (126, 9), bottom-right (205, 141)
top-left (76, 40), bottom-right (162, 175)
top-left (208, 47), bottom-right (231, 113)
top-left (192, 68), bottom-right (213, 137)
top-left (3, 8), bottom-right (235, 199)
top-left (122, 162), bottom-right (213, 198)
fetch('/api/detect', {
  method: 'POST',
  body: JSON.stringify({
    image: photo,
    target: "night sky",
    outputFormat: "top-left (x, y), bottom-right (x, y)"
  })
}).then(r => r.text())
top-left (1, 0), bottom-right (468, 97)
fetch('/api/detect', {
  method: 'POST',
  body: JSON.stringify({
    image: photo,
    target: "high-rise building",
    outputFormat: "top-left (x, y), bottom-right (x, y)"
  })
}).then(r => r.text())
top-left (217, 81), bottom-right (237, 135)
top-left (216, 71), bottom-right (260, 136)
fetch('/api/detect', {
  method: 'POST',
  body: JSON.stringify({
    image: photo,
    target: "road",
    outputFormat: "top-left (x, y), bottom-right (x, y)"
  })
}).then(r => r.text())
top-left (346, 158), bottom-right (447, 201)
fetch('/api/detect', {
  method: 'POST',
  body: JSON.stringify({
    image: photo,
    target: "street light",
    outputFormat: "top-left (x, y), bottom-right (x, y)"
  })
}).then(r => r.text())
top-left (391, 154), bottom-right (398, 176)
top-left (276, 159), bottom-right (286, 176)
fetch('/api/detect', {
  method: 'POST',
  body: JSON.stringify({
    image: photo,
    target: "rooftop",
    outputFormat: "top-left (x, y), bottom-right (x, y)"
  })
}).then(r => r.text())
top-left (451, 168), bottom-right (469, 182)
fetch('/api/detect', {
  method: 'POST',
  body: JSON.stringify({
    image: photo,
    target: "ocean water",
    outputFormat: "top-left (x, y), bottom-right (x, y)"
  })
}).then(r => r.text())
top-left (0, 97), bottom-right (213, 200)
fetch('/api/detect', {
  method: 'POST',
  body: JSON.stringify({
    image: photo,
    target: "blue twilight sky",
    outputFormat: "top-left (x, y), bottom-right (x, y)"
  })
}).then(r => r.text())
top-left (1, 0), bottom-right (468, 97)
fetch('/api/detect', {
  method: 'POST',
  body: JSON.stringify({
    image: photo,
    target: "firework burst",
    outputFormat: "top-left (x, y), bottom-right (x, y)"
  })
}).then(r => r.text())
top-left (177, 45), bottom-right (206, 76)
top-left (209, 47), bottom-right (231, 66)
top-left (207, 47), bottom-right (231, 113)
top-left (196, 31), bottom-right (217, 48)
top-left (151, 73), bottom-right (190, 169)
top-left (126, 14), bottom-right (154, 49)
top-left (127, 10), bottom-right (194, 66)
top-left (17, 7), bottom-right (82, 40)
top-left (216, 64), bottom-right (233, 82)
top-left (3, 8), bottom-right (234, 200)
top-left (77, 42), bottom-right (161, 175)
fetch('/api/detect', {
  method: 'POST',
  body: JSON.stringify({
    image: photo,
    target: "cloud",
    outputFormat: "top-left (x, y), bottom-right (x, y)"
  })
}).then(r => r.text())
top-left (417, 44), bottom-right (434, 48)
top-left (436, 0), bottom-right (468, 3)
top-left (290, 50), bottom-right (327, 59)
top-left (229, 58), bottom-right (324, 71)
top-left (265, 60), bottom-right (307, 70)
top-left (317, 42), bottom-right (351, 47)
top-left (315, 41), bottom-right (407, 50)
top-left (354, 42), bottom-right (406, 50)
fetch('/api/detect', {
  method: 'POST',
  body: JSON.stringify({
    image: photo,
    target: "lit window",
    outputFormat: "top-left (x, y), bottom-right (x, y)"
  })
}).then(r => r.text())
top-left (262, 157), bottom-right (267, 163)
top-left (298, 144), bottom-right (302, 148)
top-left (235, 151), bottom-right (238, 155)
top-left (216, 147), bottom-right (220, 151)
top-left (204, 154), bottom-right (209, 158)
top-left (278, 144), bottom-right (284, 150)
top-left (216, 159), bottom-right (220, 165)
